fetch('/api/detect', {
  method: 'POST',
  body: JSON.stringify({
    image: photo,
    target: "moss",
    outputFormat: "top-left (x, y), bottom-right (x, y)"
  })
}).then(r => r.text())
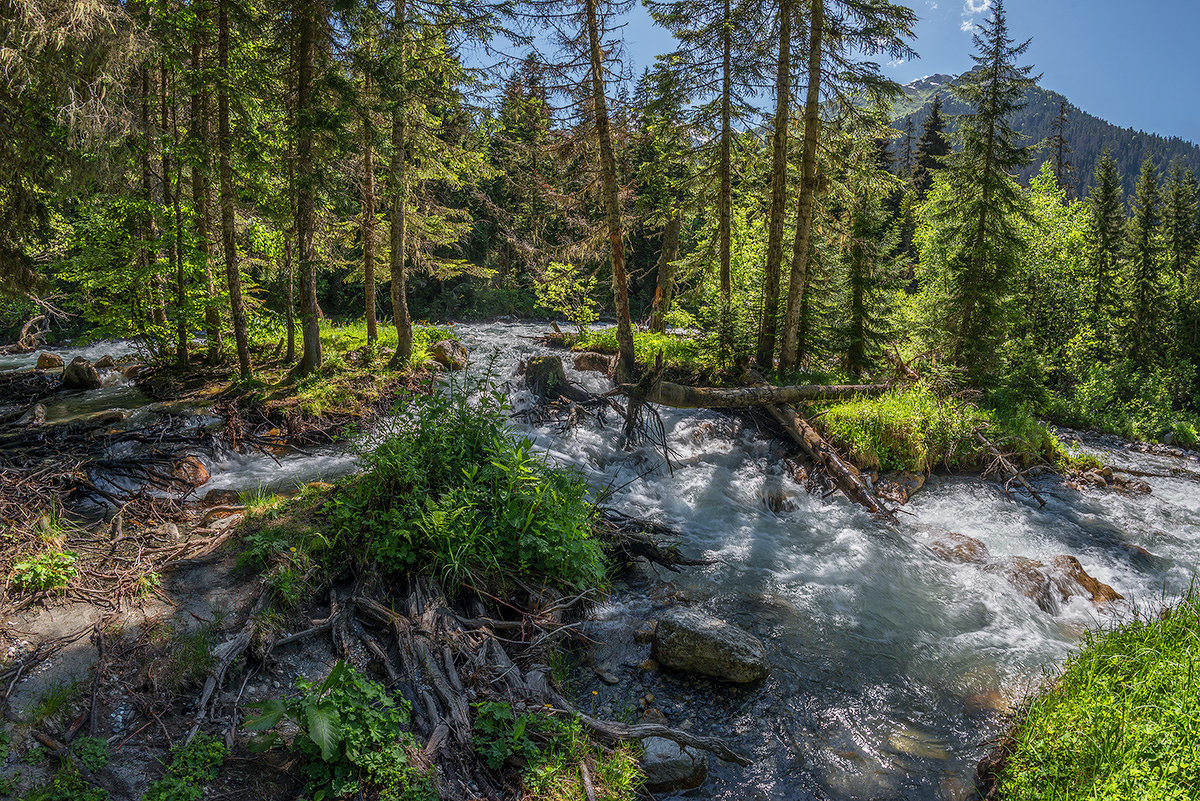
top-left (998, 593), bottom-right (1200, 801)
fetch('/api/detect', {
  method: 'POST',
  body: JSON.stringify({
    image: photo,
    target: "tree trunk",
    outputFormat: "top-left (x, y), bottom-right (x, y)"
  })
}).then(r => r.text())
top-left (585, 0), bottom-right (635, 379)
top-left (163, 59), bottom-right (188, 368)
top-left (779, 0), bottom-right (823, 370)
top-left (388, 0), bottom-right (413, 366)
top-left (140, 64), bottom-right (167, 331)
top-left (648, 209), bottom-right (680, 333)
top-left (362, 72), bottom-right (378, 346)
top-left (295, 0), bottom-right (322, 375)
top-left (718, 0), bottom-right (733, 352)
top-left (755, 0), bottom-right (793, 370)
top-left (219, 0), bottom-right (251, 379)
top-left (191, 3), bottom-right (222, 364)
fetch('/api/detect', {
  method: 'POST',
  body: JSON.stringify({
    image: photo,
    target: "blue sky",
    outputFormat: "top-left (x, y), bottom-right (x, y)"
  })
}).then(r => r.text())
top-left (618, 0), bottom-right (1200, 143)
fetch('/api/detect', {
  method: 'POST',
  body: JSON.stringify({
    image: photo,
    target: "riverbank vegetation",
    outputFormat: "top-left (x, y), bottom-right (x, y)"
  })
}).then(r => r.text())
top-left (991, 592), bottom-right (1200, 800)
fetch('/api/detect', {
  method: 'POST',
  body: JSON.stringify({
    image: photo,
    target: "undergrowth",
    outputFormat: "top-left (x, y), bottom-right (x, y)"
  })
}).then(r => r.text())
top-left (816, 384), bottom-right (1061, 473)
top-left (997, 591), bottom-right (1200, 800)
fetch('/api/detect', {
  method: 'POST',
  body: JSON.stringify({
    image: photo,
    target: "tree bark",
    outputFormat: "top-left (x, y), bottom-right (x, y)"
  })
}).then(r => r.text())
top-left (295, 0), bottom-right (323, 375)
top-left (361, 69), bottom-right (378, 346)
top-left (779, 0), bottom-right (823, 370)
top-left (755, 0), bottom-right (793, 370)
top-left (388, 0), bottom-right (413, 366)
top-left (140, 62), bottom-right (168, 331)
top-left (718, 0), bottom-right (733, 351)
top-left (191, 2), bottom-right (223, 364)
top-left (641, 380), bottom-right (890, 409)
top-left (585, 0), bottom-right (635, 379)
top-left (163, 59), bottom-right (188, 368)
top-left (218, 0), bottom-right (251, 379)
top-left (648, 209), bottom-right (680, 333)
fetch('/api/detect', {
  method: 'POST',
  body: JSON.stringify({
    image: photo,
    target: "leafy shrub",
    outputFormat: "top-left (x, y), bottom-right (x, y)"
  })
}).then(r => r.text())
top-left (71, 736), bottom-right (109, 772)
top-left (246, 661), bottom-right (431, 801)
top-left (328, 375), bottom-right (606, 590)
top-left (10, 550), bottom-right (77, 592)
top-left (472, 701), bottom-right (550, 770)
top-left (534, 262), bottom-right (598, 334)
top-left (142, 732), bottom-right (227, 801)
top-left (999, 592), bottom-right (1200, 800)
top-left (818, 385), bottom-right (1058, 473)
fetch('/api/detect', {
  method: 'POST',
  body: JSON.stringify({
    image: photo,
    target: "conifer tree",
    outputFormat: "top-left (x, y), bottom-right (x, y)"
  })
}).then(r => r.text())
top-left (218, 0), bottom-right (252, 378)
top-left (929, 0), bottom-right (1038, 383)
top-left (1125, 157), bottom-right (1162, 362)
top-left (911, 94), bottom-right (948, 200)
top-left (1162, 162), bottom-right (1198, 290)
top-left (1046, 100), bottom-right (1073, 198)
top-left (1086, 151), bottom-right (1125, 328)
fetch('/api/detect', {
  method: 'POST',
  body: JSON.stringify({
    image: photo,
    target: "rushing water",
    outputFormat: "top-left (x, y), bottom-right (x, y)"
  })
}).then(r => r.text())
top-left (22, 323), bottom-right (1200, 799)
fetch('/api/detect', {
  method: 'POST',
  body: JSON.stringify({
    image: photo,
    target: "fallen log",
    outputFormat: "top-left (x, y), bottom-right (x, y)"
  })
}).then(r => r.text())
top-left (973, 428), bottom-right (1047, 507)
top-left (642, 380), bottom-right (891, 409)
top-left (762, 402), bottom-right (893, 517)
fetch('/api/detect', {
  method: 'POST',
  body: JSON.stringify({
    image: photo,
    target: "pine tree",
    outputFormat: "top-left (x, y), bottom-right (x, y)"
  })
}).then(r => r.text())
top-left (1162, 162), bottom-right (1198, 290)
top-left (1086, 151), bottom-right (1125, 329)
top-left (776, 0), bottom-right (916, 370)
top-left (1124, 157), bottom-right (1162, 362)
top-left (911, 94), bottom-right (948, 200)
top-left (1046, 100), bottom-right (1073, 198)
top-left (218, 0), bottom-right (252, 379)
top-left (929, 0), bottom-right (1038, 383)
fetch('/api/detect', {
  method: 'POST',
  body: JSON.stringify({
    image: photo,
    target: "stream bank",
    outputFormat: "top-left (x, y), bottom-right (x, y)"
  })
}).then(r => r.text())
top-left (1, 322), bottom-right (1198, 800)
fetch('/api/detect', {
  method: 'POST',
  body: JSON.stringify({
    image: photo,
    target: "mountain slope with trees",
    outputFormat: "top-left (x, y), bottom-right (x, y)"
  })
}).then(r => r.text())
top-left (894, 72), bottom-right (1200, 196)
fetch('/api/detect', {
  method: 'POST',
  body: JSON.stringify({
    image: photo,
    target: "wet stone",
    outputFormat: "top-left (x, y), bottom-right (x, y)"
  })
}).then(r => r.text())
top-left (641, 736), bottom-right (707, 793)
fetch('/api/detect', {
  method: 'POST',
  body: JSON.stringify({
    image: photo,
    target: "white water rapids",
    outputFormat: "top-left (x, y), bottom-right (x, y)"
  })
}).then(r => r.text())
top-left (19, 323), bottom-right (1200, 799)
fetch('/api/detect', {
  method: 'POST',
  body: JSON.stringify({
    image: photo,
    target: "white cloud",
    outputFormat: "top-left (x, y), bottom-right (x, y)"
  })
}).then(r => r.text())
top-left (925, 0), bottom-right (938, 9)
top-left (964, 0), bottom-right (991, 13)
top-left (888, 58), bottom-right (906, 67)
top-left (960, 19), bottom-right (974, 32)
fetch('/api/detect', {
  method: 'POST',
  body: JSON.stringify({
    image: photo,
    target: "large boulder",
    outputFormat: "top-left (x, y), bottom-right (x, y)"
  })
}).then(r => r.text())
top-left (651, 607), bottom-right (768, 683)
top-left (61, 356), bottom-right (102, 390)
top-left (171, 456), bottom-right (210, 487)
top-left (36, 352), bottom-right (63, 370)
top-left (93, 355), bottom-right (116, 370)
top-left (640, 736), bottom-right (707, 793)
top-left (428, 339), bottom-right (468, 371)
top-left (927, 531), bottom-right (990, 564)
top-left (1049, 555), bottom-right (1123, 604)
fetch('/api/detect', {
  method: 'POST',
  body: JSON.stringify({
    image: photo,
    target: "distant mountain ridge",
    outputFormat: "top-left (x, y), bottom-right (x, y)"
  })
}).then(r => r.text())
top-left (892, 73), bottom-right (1200, 197)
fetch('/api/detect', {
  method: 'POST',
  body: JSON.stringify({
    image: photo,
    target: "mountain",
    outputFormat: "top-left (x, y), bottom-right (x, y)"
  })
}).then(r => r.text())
top-left (892, 73), bottom-right (1200, 197)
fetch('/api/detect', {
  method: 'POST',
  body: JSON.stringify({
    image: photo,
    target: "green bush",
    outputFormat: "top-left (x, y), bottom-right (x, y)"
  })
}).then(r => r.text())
top-left (142, 732), bottom-right (227, 801)
top-left (328, 375), bottom-right (606, 590)
top-left (998, 593), bottom-right (1200, 800)
top-left (10, 550), bottom-right (77, 593)
top-left (246, 661), bottom-right (431, 801)
top-left (818, 385), bottom-right (1058, 473)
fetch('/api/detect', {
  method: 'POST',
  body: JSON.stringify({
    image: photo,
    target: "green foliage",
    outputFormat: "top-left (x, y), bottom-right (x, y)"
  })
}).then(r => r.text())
top-left (22, 763), bottom-right (107, 801)
top-left (818, 385), bottom-right (1058, 473)
top-left (327, 374), bottom-right (606, 590)
top-left (572, 328), bottom-right (706, 370)
top-left (10, 550), bottom-right (77, 593)
top-left (999, 592), bottom-right (1200, 800)
top-left (142, 732), bottom-right (228, 801)
top-left (534, 262), bottom-right (598, 334)
top-left (472, 702), bottom-right (642, 800)
top-left (26, 681), bottom-right (81, 729)
top-left (245, 661), bottom-right (430, 801)
top-left (70, 737), bottom-right (109, 773)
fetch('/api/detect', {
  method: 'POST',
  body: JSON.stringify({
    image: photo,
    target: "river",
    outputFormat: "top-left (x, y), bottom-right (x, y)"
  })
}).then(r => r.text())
top-left (12, 322), bottom-right (1200, 800)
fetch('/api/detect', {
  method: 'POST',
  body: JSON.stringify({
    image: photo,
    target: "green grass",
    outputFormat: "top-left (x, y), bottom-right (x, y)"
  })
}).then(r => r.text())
top-left (817, 385), bottom-right (1061, 473)
top-left (998, 592), bottom-right (1200, 801)
top-left (571, 329), bottom-right (707, 369)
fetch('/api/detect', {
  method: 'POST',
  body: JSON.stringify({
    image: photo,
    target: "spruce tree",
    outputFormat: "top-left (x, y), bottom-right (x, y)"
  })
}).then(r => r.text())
top-left (1124, 157), bottom-right (1162, 363)
top-left (1086, 151), bottom-right (1125, 330)
top-left (930, 0), bottom-right (1038, 383)
top-left (1162, 162), bottom-right (1198, 290)
top-left (1046, 100), bottom-right (1073, 198)
top-left (911, 94), bottom-right (948, 201)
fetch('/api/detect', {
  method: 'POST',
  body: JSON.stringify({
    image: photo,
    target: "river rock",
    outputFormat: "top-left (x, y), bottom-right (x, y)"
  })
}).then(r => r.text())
top-left (204, 488), bottom-right (242, 506)
top-left (61, 357), bottom-right (102, 390)
top-left (93, 355), bottom-right (116, 370)
top-left (120, 362), bottom-right (145, 380)
top-left (428, 339), bottom-right (468, 371)
top-left (651, 607), bottom-right (768, 683)
top-left (640, 736), bottom-right (707, 793)
top-left (17, 403), bottom-right (46, 426)
top-left (524, 355), bottom-right (589, 402)
top-left (573, 351), bottom-right (612, 374)
top-left (928, 531), bottom-right (990, 564)
top-left (1049, 555), bottom-right (1123, 604)
top-left (85, 409), bottom-right (126, 426)
top-left (36, 352), bottom-right (63, 370)
top-left (171, 456), bottom-right (210, 487)
top-left (876, 471), bottom-right (926, 504)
